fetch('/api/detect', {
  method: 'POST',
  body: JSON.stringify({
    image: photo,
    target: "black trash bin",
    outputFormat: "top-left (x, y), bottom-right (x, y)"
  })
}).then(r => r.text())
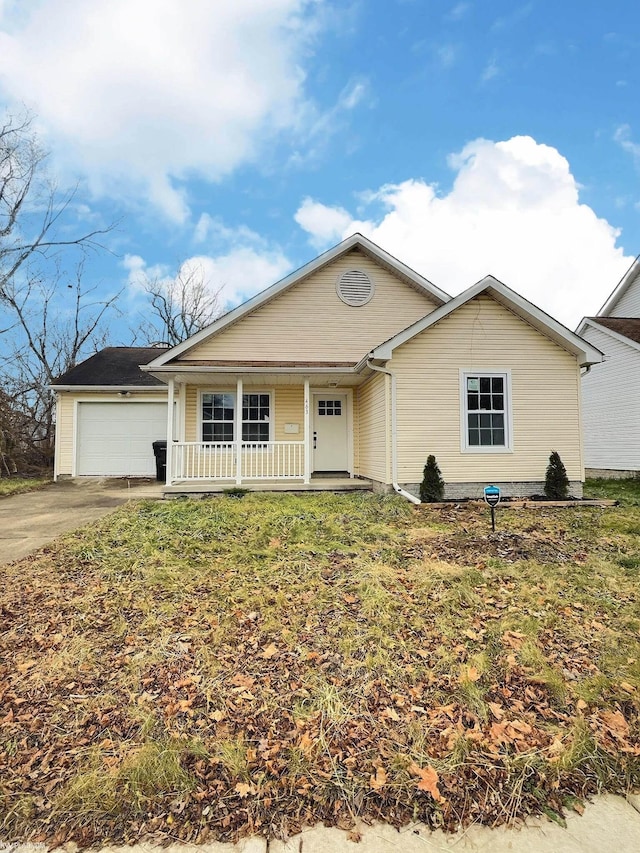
top-left (152, 440), bottom-right (167, 482)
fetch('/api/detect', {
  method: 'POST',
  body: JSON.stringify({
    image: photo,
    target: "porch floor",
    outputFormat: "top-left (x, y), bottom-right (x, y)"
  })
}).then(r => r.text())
top-left (163, 477), bottom-right (373, 498)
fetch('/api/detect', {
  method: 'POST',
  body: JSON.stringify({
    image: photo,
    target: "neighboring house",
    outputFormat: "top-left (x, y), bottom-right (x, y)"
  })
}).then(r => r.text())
top-left (53, 234), bottom-right (603, 499)
top-left (577, 256), bottom-right (640, 476)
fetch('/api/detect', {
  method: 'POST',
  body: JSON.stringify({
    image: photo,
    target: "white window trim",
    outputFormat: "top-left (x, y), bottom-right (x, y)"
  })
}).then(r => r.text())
top-left (459, 369), bottom-right (513, 454)
top-left (198, 389), bottom-right (274, 443)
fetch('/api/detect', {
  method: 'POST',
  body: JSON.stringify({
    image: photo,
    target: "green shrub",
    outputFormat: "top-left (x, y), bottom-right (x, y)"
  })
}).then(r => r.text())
top-left (420, 455), bottom-right (445, 502)
top-left (544, 451), bottom-right (570, 499)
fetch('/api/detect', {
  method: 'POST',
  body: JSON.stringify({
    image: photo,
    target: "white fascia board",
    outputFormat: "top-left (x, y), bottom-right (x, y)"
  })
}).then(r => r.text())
top-left (578, 318), bottom-right (640, 354)
top-left (372, 275), bottom-right (605, 366)
top-left (598, 256), bottom-right (640, 317)
top-left (146, 233), bottom-right (451, 368)
top-left (49, 384), bottom-right (168, 392)
top-left (143, 365), bottom-right (360, 376)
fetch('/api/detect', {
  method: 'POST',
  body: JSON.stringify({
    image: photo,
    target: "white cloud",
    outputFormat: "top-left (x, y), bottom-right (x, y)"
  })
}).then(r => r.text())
top-left (124, 242), bottom-right (291, 312)
top-left (446, 3), bottom-right (471, 22)
top-left (294, 135), bottom-right (632, 326)
top-left (481, 54), bottom-right (500, 82)
top-left (294, 197), bottom-right (353, 248)
top-left (0, 0), bottom-right (321, 221)
top-left (615, 124), bottom-right (640, 167)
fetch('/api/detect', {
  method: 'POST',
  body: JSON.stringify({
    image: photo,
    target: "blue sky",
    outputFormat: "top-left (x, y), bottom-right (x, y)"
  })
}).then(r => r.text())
top-left (1, 0), bottom-right (639, 338)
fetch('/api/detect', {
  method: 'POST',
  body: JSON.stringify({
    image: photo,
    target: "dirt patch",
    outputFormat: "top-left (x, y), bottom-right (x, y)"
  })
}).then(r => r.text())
top-left (407, 529), bottom-right (581, 565)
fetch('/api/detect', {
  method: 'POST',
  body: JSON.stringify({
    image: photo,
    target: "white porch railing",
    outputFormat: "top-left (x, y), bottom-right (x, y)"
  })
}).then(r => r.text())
top-left (170, 441), bottom-right (305, 481)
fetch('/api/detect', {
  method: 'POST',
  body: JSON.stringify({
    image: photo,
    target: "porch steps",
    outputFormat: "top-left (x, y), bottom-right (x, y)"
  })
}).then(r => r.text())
top-left (163, 477), bottom-right (373, 498)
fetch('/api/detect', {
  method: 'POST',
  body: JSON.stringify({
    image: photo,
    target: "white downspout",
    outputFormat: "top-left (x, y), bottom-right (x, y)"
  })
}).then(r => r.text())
top-left (366, 359), bottom-right (421, 505)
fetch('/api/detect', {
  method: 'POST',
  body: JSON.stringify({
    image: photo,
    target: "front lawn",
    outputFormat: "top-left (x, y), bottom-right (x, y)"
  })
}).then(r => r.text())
top-left (0, 476), bottom-right (52, 498)
top-left (1, 493), bottom-right (639, 847)
top-left (585, 476), bottom-right (640, 506)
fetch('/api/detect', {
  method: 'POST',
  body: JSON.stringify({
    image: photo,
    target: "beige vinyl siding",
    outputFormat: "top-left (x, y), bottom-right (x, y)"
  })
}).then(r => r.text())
top-left (357, 373), bottom-right (390, 483)
top-left (390, 294), bottom-right (583, 483)
top-left (185, 386), bottom-right (198, 441)
top-left (179, 249), bottom-right (437, 364)
top-left (608, 268), bottom-right (640, 317)
top-left (184, 386), bottom-right (305, 443)
top-left (55, 393), bottom-right (76, 476)
top-left (581, 324), bottom-right (640, 470)
top-left (274, 387), bottom-right (305, 441)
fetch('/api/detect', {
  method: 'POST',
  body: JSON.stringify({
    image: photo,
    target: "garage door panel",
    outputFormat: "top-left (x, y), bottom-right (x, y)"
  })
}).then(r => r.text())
top-left (77, 402), bottom-right (167, 476)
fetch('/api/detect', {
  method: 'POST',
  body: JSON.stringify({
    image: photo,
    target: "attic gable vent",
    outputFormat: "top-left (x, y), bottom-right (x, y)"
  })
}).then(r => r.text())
top-left (336, 269), bottom-right (374, 306)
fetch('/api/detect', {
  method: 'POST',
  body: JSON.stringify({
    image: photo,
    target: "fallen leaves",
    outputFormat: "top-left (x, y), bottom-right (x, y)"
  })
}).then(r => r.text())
top-left (409, 763), bottom-right (443, 801)
top-left (1, 495), bottom-right (640, 848)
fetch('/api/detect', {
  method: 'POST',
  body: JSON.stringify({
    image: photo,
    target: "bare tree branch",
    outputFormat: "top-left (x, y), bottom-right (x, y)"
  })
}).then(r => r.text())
top-left (139, 262), bottom-right (222, 346)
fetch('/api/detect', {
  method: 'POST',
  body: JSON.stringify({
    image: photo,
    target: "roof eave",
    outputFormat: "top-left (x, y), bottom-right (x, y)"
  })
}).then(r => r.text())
top-left (371, 276), bottom-right (604, 366)
top-left (146, 233), bottom-right (451, 368)
top-left (598, 256), bottom-right (640, 316)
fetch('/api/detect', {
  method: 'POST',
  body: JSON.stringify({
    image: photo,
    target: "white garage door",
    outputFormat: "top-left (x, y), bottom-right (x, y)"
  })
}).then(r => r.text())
top-left (77, 402), bottom-right (167, 476)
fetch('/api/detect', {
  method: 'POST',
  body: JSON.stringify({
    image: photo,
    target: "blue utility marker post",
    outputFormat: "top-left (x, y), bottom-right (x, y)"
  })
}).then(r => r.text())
top-left (483, 485), bottom-right (501, 532)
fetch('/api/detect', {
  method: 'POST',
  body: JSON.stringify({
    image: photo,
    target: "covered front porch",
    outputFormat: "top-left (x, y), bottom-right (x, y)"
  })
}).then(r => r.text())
top-left (156, 365), bottom-right (379, 492)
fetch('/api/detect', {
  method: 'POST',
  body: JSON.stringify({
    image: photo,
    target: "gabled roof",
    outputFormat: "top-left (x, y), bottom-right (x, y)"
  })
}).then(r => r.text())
top-left (577, 317), bottom-right (640, 353)
top-left (370, 275), bottom-right (604, 367)
top-left (598, 255), bottom-right (640, 317)
top-left (146, 233), bottom-right (451, 368)
top-left (52, 347), bottom-right (169, 388)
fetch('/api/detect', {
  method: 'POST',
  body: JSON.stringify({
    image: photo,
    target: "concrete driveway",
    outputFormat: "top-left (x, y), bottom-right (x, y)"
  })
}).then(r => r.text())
top-left (0, 479), bottom-right (163, 565)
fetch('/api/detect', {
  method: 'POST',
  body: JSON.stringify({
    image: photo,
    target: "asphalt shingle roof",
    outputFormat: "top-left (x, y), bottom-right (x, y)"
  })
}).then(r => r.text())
top-left (590, 317), bottom-right (640, 346)
top-left (53, 347), bottom-right (168, 387)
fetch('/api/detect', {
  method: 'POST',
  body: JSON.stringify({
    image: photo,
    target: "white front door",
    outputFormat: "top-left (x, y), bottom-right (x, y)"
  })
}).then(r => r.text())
top-left (313, 394), bottom-right (348, 472)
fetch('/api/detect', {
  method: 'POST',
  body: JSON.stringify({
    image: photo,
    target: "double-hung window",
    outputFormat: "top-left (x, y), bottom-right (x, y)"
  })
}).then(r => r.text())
top-left (461, 372), bottom-right (511, 451)
top-left (201, 392), bottom-right (271, 443)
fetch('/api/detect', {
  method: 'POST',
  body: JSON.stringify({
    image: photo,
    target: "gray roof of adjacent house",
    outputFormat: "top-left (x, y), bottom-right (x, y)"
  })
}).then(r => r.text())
top-left (52, 347), bottom-right (169, 387)
top-left (586, 317), bottom-right (640, 346)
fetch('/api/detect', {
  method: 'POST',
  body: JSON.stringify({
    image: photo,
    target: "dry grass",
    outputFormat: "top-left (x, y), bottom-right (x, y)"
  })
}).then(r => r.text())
top-left (1, 490), bottom-right (640, 847)
top-left (0, 476), bottom-right (52, 498)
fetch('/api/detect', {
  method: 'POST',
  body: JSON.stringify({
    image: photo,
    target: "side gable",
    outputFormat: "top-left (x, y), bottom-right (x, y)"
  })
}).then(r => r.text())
top-left (578, 317), bottom-right (640, 353)
top-left (598, 256), bottom-right (640, 318)
top-left (147, 234), bottom-right (450, 368)
top-left (371, 276), bottom-right (604, 367)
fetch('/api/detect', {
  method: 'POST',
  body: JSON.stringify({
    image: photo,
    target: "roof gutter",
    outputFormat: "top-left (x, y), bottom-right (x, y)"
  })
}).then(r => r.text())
top-left (366, 359), bottom-right (421, 505)
top-left (50, 385), bottom-right (167, 392)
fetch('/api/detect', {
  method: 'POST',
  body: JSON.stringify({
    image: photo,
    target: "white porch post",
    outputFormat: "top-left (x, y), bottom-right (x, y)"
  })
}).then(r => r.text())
top-left (235, 377), bottom-right (243, 484)
top-left (303, 378), bottom-right (311, 484)
top-left (165, 377), bottom-right (174, 485)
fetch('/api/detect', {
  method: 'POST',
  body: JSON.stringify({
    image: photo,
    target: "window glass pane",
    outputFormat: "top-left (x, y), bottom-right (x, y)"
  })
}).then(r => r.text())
top-left (213, 423), bottom-right (234, 441)
top-left (202, 404), bottom-right (213, 420)
top-left (202, 423), bottom-right (214, 442)
top-left (465, 374), bottom-right (508, 448)
top-left (259, 394), bottom-right (269, 407)
top-left (242, 423), bottom-right (269, 442)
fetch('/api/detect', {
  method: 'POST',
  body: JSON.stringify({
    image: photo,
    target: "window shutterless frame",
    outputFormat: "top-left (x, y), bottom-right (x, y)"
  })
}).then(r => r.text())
top-left (459, 369), bottom-right (513, 453)
top-left (199, 390), bottom-right (273, 444)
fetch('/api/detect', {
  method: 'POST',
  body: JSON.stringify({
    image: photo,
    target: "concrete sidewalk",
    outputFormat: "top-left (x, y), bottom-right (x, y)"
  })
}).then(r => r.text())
top-left (0, 478), bottom-right (163, 565)
top-left (2, 795), bottom-right (640, 853)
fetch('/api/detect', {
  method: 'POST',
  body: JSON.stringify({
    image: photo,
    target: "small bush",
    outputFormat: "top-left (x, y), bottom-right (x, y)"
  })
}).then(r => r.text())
top-left (420, 454), bottom-right (445, 502)
top-left (544, 451), bottom-right (570, 499)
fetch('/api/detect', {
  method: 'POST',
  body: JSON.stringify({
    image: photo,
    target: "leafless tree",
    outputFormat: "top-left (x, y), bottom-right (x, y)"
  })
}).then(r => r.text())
top-left (139, 263), bottom-right (222, 346)
top-left (0, 111), bottom-right (118, 473)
